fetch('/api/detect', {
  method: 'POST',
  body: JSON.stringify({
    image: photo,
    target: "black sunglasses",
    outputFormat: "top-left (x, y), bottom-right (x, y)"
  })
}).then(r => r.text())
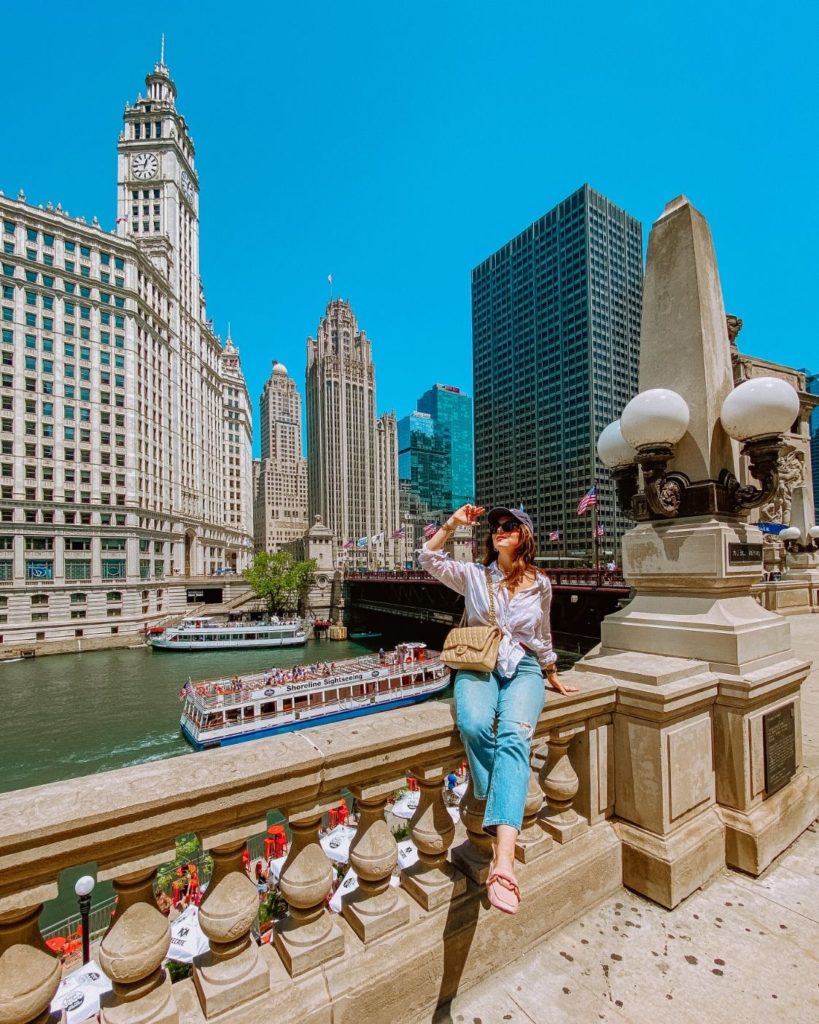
top-left (491, 520), bottom-right (521, 535)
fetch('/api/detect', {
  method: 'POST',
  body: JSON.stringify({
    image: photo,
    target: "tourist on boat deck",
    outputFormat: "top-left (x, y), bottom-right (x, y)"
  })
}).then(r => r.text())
top-left (417, 503), bottom-right (578, 916)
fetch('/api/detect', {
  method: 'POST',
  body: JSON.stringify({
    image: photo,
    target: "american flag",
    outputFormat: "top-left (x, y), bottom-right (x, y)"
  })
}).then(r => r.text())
top-left (576, 487), bottom-right (598, 516)
top-left (422, 521), bottom-right (439, 539)
top-left (391, 526), bottom-right (406, 539)
top-left (342, 539), bottom-right (354, 549)
top-left (594, 524), bottom-right (606, 538)
top-left (548, 530), bottom-right (560, 542)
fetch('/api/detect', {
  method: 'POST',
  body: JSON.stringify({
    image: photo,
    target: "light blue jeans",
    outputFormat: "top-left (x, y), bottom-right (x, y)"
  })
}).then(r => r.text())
top-left (454, 653), bottom-right (545, 834)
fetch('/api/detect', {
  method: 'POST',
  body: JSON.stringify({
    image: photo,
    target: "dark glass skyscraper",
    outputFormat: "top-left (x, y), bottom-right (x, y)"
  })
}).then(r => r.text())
top-left (471, 185), bottom-right (643, 560)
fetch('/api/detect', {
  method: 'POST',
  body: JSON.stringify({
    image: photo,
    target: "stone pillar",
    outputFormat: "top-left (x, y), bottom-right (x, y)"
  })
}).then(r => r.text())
top-left (274, 804), bottom-right (344, 976)
top-left (515, 767), bottom-right (553, 862)
top-left (577, 656), bottom-right (725, 909)
top-left (194, 832), bottom-right (269, 1017)
top-left (0, 901), bottom-right (62, 1024)
top-left (539, 725), bottom-right (587, 843)
top-left (98, 868), bottom-right (177, 1024)
top-left (401, 765), bottom-right (467, 910)
top-left (573, 714), bottom-right (615, 826)
top-left (714, 670), bottom-right (815, 874)
top-left (589, 196), bottom-right (818, 884)
top-left (450, 778), bottom-right (494, 885)
top-left (344, 781), bottom-right (410, 942)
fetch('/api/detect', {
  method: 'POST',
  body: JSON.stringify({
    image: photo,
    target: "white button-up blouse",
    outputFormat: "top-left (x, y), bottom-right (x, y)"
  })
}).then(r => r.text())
top-left (417, 546), bottom-right (557, 678)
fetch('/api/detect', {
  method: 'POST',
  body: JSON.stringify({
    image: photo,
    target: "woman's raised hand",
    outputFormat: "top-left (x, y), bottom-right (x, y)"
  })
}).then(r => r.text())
top-left (450, 504), bottom-right (485, 527)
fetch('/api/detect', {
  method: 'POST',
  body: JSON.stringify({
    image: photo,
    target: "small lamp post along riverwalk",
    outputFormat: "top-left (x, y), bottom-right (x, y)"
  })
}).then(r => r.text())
top-left (74, 874), bottom-right (95, 964)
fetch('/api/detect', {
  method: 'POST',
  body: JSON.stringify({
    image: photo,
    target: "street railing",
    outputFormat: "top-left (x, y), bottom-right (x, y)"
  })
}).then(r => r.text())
top-left (0, 671), bottom-right (618, 1024)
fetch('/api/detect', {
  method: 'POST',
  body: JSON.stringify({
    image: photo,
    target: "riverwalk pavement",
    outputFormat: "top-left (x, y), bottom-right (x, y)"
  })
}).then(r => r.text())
top-left (422, 612), bottom-right (819, 1024)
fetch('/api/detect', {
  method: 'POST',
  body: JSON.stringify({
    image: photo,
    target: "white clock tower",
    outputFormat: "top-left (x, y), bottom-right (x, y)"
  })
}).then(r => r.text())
top-left (116, 43), bottom-right (199, 308)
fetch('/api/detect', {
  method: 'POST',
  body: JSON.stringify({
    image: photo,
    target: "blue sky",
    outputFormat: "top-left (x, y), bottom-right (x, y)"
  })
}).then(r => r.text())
top-left (3, 1), bottom-right (816, 454)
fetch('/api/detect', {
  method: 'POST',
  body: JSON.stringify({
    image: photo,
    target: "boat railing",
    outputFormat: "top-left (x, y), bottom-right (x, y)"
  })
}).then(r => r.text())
top-left (0, 664), bottom-right (619, 1024)
top-left (185, 655), bottom-right (445, 709)
top-left (188, 658), bottom-right (447, 716)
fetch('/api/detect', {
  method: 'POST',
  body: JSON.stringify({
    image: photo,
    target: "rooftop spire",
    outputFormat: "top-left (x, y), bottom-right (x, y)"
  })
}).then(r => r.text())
top-left (160, 33), bottom-right (165, 67)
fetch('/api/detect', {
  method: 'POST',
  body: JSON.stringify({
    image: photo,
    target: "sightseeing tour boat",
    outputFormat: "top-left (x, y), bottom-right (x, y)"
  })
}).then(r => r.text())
top-left (149, 616), bottom-right (306, 651)
top-left (178, 643), bottom-right (449, 749)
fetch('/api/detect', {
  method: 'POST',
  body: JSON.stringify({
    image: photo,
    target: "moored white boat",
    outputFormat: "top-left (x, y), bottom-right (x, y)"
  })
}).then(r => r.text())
top-left (150, 615), bottom-right (306, 651)
top-left (179, 643), bottom-right (449, 750)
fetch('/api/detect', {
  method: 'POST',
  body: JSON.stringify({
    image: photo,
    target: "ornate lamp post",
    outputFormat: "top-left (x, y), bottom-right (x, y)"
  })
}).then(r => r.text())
top-left (576, 194), bottom-right (817, 908)
top-left (598, 377), bottom-right (799, 521)
top-left (74, 874), bottom-right (95, 964)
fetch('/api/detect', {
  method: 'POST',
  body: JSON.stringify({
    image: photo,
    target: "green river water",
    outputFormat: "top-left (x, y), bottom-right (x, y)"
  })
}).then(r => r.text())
top-left (0, 636), bottom-right (580, 927)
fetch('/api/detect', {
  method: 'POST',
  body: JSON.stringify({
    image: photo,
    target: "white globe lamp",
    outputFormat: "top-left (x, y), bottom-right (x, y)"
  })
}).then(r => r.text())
top-left (720, 377), bottom-right (799, 442)
top-left (779, 527), bottom-right (801, 541)
top-left (620, 389), bottom-right (690, 451)
top-left (597, 420), bottom-right (637, 469)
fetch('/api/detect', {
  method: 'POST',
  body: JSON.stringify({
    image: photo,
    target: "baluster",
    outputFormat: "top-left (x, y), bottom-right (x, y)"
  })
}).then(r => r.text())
top-left (274, 805), bottom-right (344, 977)
top-left (194, 834), bottom-right (269, 1017)
top-left (402, 765), bottom-right (466, 911)
top-left (451, 777), bottom-right (494, 885)
top-left (539, 725), bottom-right (588, 843)
top-left (344, 781), bottom-right (409, 942)
top-left (515, 767), bottom-right (554, 862)
top-left (98, 868), bottom-right (177, 1024)
top-left (0, 899), bottom-right (62, 1024)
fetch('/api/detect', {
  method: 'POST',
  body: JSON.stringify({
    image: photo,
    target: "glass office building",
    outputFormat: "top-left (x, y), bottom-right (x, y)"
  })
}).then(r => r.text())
top-left (471, 185), bottom-right (643, 560)
top-left (417, 384), bottom-right (474, 509)
top-left (398, 385), bottom-right (474, 519)
top-left (397, 411), bottom-right (448, 515)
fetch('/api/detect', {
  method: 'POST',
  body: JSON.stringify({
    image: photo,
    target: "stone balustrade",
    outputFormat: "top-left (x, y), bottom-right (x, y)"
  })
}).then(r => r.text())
top-left (0, 672), bottom-right (621, 1024)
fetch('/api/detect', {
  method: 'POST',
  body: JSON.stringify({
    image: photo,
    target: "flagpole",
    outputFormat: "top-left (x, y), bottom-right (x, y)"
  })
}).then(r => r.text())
top-left (592, 481), bottom-right (599, 570)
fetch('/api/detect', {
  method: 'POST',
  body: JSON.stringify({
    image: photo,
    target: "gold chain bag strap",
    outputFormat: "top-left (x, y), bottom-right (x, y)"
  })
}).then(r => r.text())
top-left (440, 566), bottom-right (502, 673)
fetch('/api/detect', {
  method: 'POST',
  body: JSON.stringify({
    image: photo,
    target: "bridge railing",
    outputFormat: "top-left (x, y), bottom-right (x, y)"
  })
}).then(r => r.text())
top-left (0, 671), bottom-right (619, 1024)
top-left (344, 567), bottom-right (628, 588)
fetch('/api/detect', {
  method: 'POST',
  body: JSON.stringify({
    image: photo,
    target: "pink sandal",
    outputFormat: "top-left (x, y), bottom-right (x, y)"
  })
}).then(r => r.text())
top-left (486, 862), bottom-right (521, 915)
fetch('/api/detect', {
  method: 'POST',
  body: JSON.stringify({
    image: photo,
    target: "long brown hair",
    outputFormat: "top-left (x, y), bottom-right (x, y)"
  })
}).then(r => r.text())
top-left (482, 524), bottom-right (545, 590)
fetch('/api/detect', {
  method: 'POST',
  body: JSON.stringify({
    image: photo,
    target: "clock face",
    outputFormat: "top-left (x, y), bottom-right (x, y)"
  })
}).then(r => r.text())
top-left (181, 171), bottom-right (195, 201)
top-left (131, 153), bottom-right (158, 180)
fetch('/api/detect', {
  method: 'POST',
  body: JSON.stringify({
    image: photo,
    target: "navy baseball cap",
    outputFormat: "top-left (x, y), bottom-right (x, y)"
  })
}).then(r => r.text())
top-left (487, 507), bottom-right (534, 534)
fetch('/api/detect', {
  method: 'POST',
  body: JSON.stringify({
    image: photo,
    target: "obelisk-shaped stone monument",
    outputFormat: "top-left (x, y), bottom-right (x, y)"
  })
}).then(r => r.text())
top-left (576, 196), bottom-right (817, 903)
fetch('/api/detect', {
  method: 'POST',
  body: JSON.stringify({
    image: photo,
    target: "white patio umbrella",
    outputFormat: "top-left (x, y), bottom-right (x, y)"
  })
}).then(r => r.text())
top-left (167, 905), bottom-right (210, 963)
top-left (50, 959), bottom-right (112, 1024)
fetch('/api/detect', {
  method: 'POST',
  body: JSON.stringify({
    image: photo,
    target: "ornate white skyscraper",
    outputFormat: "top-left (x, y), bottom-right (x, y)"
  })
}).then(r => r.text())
top-left (0, 51), bottom-right (253, 647)
top-left (306, 299), bottom-right (398, 562)
top-left (254, 361), bottom-right (308, 551)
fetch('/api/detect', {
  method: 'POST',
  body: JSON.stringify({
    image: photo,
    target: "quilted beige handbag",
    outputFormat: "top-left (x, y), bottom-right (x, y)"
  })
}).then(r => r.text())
top-left (440, 567), bottom-right (501, 672)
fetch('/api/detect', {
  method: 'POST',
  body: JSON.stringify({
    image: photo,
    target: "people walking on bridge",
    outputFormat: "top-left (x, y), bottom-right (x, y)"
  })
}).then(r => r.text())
top-left (418, 503), bottom-right (577, 915)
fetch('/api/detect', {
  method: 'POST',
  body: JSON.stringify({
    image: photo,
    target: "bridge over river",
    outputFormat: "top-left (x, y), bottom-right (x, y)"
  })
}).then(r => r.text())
top-left (343, 567), bottom-right (630, 651)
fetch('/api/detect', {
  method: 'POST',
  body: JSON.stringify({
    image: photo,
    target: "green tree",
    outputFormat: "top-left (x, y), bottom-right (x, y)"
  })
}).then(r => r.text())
top-left (242, 552), bottom-right (316, 616)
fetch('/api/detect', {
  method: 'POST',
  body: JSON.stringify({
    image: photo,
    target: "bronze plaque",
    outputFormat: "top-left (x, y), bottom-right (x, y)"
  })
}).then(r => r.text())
top-left (763, 704), bottom-right (796, 795)
top-left (728, 543), bottom-right (763, 565)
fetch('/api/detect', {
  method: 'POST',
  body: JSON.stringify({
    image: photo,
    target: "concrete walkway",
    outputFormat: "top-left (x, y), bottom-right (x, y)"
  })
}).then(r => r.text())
top-left (428, 612), bottom-right (819, 1024)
